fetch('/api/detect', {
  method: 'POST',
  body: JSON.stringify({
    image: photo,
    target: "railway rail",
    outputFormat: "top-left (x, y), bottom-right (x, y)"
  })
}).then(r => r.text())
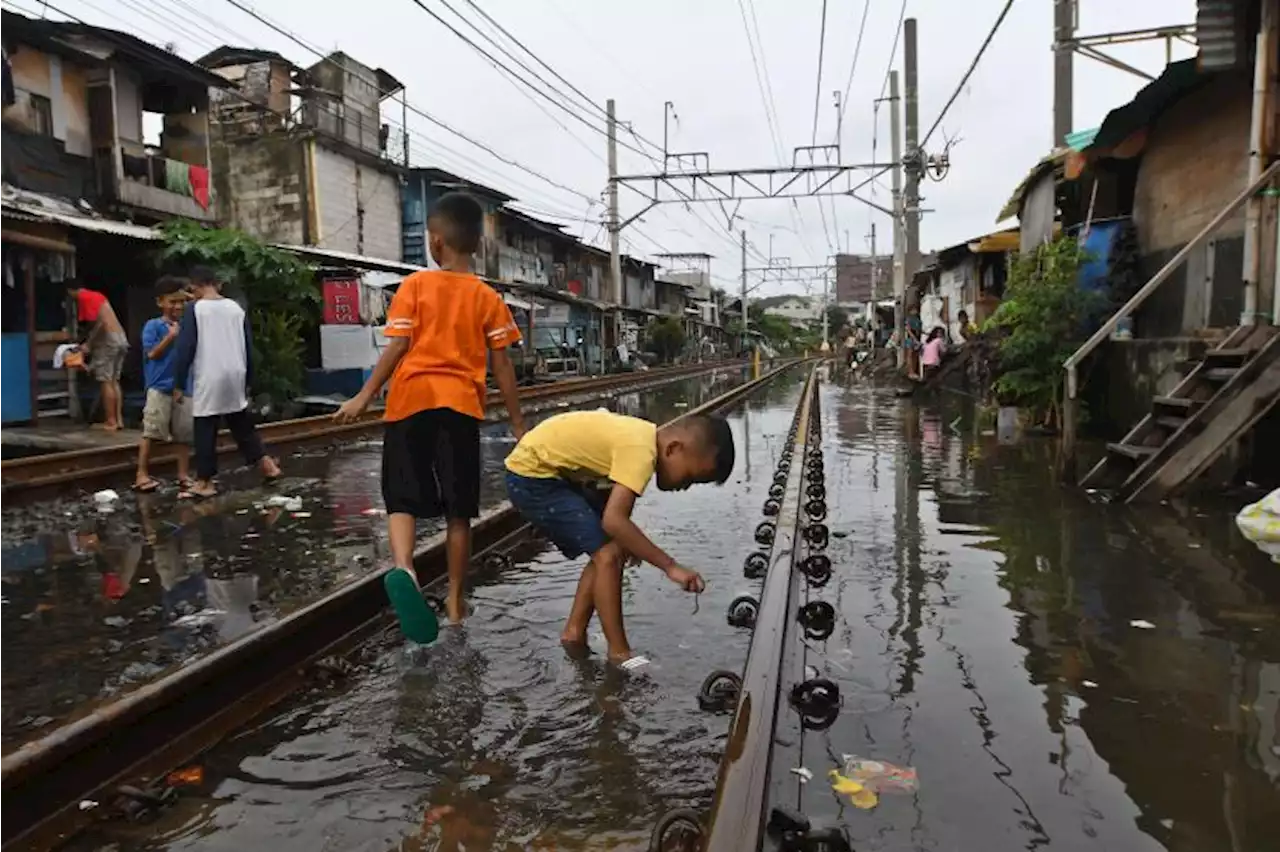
top-left (1, 360), bottom-right (748, 497)
top-left (0, 360), bottom-right (800, 852)
top-left (650, 364), bottom-right (841, 852)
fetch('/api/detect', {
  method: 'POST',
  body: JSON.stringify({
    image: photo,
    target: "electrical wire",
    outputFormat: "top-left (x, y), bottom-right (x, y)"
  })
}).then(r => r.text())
top-left (920, 0), bottom-right (1016, 149)
top-left (219, 0), bottom-right (598, 205)
top-left (810, 0), bottom-right (829, 146)
top-left (837, 0), bottom-right (872, 133)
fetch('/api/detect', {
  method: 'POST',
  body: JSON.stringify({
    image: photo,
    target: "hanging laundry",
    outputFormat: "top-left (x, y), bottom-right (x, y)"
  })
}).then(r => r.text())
top-left (165, 158), bottom-right (193, 196)
top-left (188, 165), bottom-right (211, 209)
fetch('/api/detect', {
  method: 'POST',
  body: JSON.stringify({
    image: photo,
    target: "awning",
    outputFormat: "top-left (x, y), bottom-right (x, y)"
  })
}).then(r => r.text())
top-left (275, 243), bottom-right (424, 274)
top-left (1, 195), bottom-right (160, 241)
top-left (503, 293), bottom-right (534, 311)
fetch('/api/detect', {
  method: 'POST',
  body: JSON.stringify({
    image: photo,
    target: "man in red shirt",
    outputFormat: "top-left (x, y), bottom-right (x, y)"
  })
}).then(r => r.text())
top-left (67, 279), bottom-right (128, 430)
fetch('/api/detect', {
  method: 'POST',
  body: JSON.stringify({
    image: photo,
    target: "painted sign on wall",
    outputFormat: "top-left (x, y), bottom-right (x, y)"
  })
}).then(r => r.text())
top-left (322, 278), bottom-right (361, 325)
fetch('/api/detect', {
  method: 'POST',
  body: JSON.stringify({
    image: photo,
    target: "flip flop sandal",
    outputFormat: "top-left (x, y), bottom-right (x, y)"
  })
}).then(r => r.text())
top-left (262, 458), bottom-right (283, 484)
top-left (384, 567), bottom-right (438, 645)
top-left (612, 654), bottom-right (652, 673)
top-left (179, 488), bottom-right (218, 501)
top-left (132, 478), bottom-right (161, 493)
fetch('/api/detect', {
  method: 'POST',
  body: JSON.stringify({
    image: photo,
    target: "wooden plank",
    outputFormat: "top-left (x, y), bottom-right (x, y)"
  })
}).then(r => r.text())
top-left (1125, 337), bottom-right (1280, 502)
top-left (1154, 416), bottom-right (1188, 431)
top-left (1107, 442), bottom-right (1158, 460)
top-left (1201, 367), bottom-right (1240, 382)
top-left (1077, 327), bottom-right (1252, 491)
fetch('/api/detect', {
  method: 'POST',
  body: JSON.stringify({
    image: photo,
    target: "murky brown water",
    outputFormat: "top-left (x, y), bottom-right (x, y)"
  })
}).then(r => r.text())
top-left (1, 368), bottom-right (749, 748)
top-left (23, 374), bottom-right (1280, 851)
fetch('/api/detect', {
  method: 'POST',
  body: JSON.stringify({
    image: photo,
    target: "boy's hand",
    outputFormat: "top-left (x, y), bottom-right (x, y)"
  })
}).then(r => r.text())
top-left (173, 389), bottom-right (184, 404)
top-left (664, 564), bottom-right (705, 593)
top-left (166, 322), bottom-right (179, 339)
top-left (333, 393), bottom-right (370, 424)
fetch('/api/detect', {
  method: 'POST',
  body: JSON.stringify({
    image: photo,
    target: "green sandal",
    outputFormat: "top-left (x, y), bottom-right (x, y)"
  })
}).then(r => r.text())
top-left (383, 568), bottom-right (438, 645)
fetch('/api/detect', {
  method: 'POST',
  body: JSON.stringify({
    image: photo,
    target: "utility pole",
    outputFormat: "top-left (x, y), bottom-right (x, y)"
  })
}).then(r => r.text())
top-left (740, 229), bottom-right (748, 351)
top-left (607, 98), bottom-right (621, 372)
top-left (1054, 0), bottom-right (1076, 148)
top-left (869, 222), bottom-right (877, 300)
top-left (903, 17), bottom-right (921, 292)
top-left (889, 70), bottom-right (905, 364)
top-left (822, 271), bottom-right (830, 350)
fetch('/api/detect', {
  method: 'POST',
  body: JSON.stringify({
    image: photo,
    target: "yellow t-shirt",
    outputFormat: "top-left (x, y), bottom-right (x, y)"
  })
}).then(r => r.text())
top-left (505, 410), bottom-right (657, 495)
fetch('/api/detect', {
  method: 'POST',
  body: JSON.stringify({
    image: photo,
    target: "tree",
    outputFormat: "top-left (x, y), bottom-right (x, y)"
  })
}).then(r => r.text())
top-left (158, 221), bottom-right (321, 404)
top-left (984, 236), bottom-right (1102, 428)
top-left (648, 316), bottom-right (686, 363)
top-left (825, 304), bottom-right (849, 335)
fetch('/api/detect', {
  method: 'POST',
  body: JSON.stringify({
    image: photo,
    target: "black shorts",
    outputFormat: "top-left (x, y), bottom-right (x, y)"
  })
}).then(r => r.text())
top-left (381, 407), bottom-right (481, 519)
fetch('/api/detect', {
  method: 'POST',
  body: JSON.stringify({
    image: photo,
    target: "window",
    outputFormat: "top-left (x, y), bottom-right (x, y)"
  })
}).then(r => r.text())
top-left (28, 94), bottom-right (52, 137)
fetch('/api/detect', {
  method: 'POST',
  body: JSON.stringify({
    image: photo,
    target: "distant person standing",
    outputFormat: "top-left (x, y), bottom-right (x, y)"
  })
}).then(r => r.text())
top-left (172, 266), bottom-right (280, 499)
top-left (66, 278), bottom-right (128, 430)
top-left (134, 276), bottom-right (193, 492)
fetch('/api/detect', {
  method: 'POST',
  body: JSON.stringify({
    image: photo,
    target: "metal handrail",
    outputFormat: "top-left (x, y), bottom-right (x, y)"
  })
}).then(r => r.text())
top-left (1063, 158), bottom-right (1280, 400)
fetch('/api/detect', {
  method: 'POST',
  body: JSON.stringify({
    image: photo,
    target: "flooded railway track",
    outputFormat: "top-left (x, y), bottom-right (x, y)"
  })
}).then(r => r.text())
top-left (648, 364), bottom-right (832, 852)
top-left (0, 360), bottom-right (748, 499)
top-left (0, 360), bottom-right (801, 852)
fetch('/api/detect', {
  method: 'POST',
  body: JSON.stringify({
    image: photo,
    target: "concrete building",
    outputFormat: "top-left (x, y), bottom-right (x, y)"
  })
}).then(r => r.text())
top-left (198, 46), bottom-right (405, 262)
top-left (2, 10), bottom-right (226, 424)
top-left (835, 253), bottom-right (893, 305)
top-left (763, 295), bottom-right (821, 324)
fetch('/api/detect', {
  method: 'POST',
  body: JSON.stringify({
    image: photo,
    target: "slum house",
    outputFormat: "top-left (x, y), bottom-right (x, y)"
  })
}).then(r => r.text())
top-left (1, 10), bottom-right (227, 427)
top-left (911, 235), bottom-right (1010, 343)
top-left (401, 165), bottom-right (510, 269)
top-left (199, 46), bottom-right (405, 263)
top-left (1010, 59), bottom-right (1262, 419)
top-left (1007, 0), bottom-right (1280, 499)
top-left (655, 253), bottom-right (728, 354)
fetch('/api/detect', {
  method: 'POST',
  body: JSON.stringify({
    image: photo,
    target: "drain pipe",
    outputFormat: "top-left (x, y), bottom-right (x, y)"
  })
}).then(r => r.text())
top-left (1242, 0), bottom-right (1274, 326)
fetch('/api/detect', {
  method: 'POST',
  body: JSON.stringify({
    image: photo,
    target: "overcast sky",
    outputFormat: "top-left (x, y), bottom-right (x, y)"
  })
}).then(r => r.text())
top-left (26, 0), bottom-right (1196, 295)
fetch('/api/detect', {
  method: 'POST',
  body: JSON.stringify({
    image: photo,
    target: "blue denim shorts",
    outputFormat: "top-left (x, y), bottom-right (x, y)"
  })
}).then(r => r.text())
top-left (505, 471), bottom-right (608, 559)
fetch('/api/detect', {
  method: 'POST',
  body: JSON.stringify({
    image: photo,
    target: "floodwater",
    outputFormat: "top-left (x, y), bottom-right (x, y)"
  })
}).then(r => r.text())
top-left (0, 367), bottom-right (749, 749)
top-left (36, 374), bottom-right (1280, 852)
top-left (768, 382), bottom-right (1280, 852)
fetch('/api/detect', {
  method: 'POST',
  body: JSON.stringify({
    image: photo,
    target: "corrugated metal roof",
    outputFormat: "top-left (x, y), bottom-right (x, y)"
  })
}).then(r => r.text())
top-left (1196, 0), bottom-right (1244, 72)
top-left (1064, 127), bottom-right (1099, 151)
top-left (1, 198), bottom-right (160, 240)
top-left (274, 243), bottom-right (424, 274)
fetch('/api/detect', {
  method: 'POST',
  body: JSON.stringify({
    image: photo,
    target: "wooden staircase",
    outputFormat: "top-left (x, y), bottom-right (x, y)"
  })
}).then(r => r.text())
top-left (1080, 325), bottom-right (1280, 502)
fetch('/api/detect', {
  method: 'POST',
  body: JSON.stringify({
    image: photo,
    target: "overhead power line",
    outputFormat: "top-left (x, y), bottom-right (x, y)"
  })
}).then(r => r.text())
top-left (921, 0), bottom-right (1016, 149)
top-left (219, 0), bottom-right (597, 204)
top-left (810, 0), bottom-right (829, 146)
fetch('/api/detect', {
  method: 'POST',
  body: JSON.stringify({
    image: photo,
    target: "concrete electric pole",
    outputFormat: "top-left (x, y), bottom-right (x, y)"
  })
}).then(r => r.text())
top-left (1054, 0), bottom-right (1076, 148)
top-left (607, 98), bottom-right (621, 373)
top-left (890, 70), bottom-right (905, 364)
top-left (903, 18), bottom-right (921, 290)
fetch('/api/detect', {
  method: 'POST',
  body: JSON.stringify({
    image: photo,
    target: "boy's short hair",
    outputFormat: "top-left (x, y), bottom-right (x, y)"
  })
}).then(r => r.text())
top-left (687, 414), bottom-right (736, 484)
top-left (154, 275), bottom-right (187, 299)
top-left (189, 265), bottom-right (219, 287)
top-left (428, 192), bottom-right (484, 254)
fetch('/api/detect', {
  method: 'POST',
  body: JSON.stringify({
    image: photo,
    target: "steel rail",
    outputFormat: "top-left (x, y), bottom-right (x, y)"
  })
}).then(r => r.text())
top-left (1, 360), bottom-right (746, 496)
top-left (703, 366), bottom-right (819, 852)
top-left (0, 360), bottom-right (801, 851)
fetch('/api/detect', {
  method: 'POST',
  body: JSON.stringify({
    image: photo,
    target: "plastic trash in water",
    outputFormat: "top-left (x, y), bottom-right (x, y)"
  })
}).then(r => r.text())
top-left (264, 495), bottom-right (303, 512)
top-left (840, 756), bottom-right (919, 794)
top-left (93, 489), bottom-right (120, 504)
top-left (1129, 619), bottom-right (1156, 629)
top-left (828, 769), bottom-right (878, 810)
top-left (1236, 489), bottom-right (1280, 563)
top-left (789, 766), bottom-right (813, 783)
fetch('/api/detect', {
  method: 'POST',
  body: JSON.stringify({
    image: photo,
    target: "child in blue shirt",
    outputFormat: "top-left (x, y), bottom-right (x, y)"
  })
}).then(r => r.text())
top-left (134, 276), bottom-right (193, 492)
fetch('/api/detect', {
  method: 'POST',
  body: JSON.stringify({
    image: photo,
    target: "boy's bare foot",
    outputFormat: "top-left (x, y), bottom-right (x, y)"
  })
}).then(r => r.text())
top-left (445, 594), bottom-right (467, 623)
top-left (260, 456), bottom-right (281, 479)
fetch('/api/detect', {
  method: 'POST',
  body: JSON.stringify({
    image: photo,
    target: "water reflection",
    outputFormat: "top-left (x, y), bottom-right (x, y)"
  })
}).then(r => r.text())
top-left (1, 369), bottom-right (750, 748)
top-left (785, 384), bottom-right (1280, 852)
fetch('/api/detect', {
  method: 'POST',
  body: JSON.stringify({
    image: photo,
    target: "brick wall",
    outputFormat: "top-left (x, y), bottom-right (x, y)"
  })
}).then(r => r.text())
top-left (212, 133), bottom-right (306, 245)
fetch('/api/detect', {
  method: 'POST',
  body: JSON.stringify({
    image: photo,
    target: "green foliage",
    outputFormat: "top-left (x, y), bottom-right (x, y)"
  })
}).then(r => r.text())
top-left (157, 221), bottom-right (320, 403)
top-left (648, 316), bottom-right (686, 362)
top-left (825, 304), bottom-right (849, 334)
top-left (984, 236), bottom-right (1101, 426)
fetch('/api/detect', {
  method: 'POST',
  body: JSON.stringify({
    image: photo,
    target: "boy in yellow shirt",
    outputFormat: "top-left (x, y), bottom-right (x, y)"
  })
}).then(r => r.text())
top-left (504, 409), bottom-right (735, 669)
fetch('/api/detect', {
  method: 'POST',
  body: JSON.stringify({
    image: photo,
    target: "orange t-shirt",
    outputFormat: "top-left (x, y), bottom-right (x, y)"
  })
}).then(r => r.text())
top-left (382, 270), bottom-right (522, 422)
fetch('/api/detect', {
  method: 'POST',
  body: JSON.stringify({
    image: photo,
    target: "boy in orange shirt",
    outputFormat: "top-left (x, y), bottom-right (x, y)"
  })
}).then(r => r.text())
top-left (335, 192), bottom-right (525, 639)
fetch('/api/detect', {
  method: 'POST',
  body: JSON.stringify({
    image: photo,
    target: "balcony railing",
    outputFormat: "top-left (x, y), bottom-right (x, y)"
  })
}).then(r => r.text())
top-left (112, 147), bottom-right (216, 222)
